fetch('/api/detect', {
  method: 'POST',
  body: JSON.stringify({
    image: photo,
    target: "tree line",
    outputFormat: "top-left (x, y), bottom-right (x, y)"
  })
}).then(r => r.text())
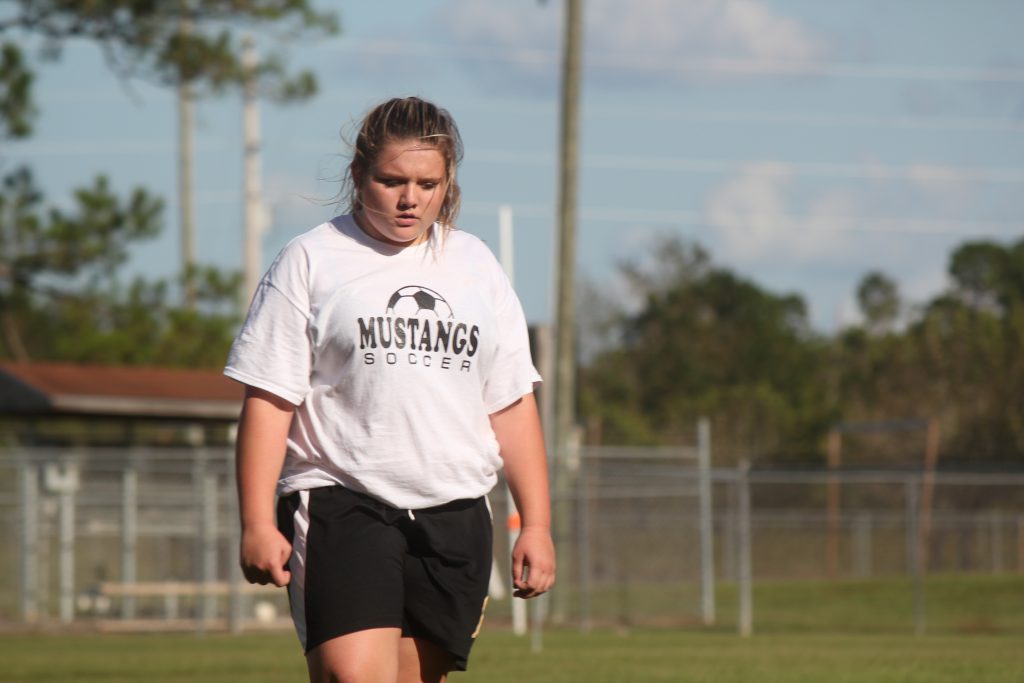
top-left (580, 235), bottom-right (1024, 467)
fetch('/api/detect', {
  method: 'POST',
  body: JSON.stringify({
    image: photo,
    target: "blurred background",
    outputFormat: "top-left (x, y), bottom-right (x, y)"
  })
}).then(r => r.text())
top-left (1, 0), bottom-right (1022, 639)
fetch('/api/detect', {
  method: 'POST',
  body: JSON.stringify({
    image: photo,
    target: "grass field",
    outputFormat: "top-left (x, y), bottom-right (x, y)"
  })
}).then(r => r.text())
top-left (2, 575), bottom-right (1022, 682)
top-left (1, 630), bottom-right (1022, 683)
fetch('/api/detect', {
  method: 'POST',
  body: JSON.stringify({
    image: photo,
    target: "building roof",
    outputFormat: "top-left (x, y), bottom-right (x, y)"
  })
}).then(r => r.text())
top-left (0, 362), bottom-right (244, 420)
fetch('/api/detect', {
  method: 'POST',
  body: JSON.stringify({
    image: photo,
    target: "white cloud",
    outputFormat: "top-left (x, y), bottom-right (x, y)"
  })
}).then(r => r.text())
top-left (705, 162), bottom-right (858, 264)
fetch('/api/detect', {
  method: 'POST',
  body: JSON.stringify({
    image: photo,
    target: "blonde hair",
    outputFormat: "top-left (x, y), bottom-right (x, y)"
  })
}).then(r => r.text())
top-left (344, 97), bottom-right (464, 227)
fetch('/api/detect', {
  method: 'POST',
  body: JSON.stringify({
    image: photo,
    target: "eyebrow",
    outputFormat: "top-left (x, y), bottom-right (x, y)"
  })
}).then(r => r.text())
top-left (374, 172), bottom-right (444, 183)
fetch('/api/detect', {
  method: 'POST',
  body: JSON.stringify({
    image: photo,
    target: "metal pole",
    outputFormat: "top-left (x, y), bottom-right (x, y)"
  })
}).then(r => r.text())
top-left (550, 0), bottom-right (584, 623)
top-left (905, 477), bottom-right (925, 636)
top-left (852, 512), bottom-right (873, 578)
top-left (228, 466), bottom-right (244, 634)
top-left (577, 452), bottom-right (591, 632)
top-left (736, 459), bottom-right (753, 637)
top-left (59, 486), bottom-right (75, 623)
top-left (19, 460), bottom-right (39, 623)
top-left (201, 470), bottom-right (219, 628)
top-left (697, 417), bottom-right (715, 626)
top-left (1017, 516), bottom-right (1023, 574)
top-left (242, 34), bottom-right (265, 308)
top-left (121, 464), bottom-right (139, 619)
top-left (990, 511), bottom-right (1004, 574)
top-left (825, 429), bottom-right (841, 577)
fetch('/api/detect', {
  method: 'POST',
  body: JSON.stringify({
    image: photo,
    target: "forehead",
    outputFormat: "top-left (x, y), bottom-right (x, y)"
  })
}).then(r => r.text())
top-left (372, 139), bottom-right (446, 173)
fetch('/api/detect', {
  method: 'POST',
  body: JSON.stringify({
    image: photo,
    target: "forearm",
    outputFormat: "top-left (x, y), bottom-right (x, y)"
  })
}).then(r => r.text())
top-left (235, 386), bottom-right (295, 528)
top-left (490, 393), bottom-right (551, 529)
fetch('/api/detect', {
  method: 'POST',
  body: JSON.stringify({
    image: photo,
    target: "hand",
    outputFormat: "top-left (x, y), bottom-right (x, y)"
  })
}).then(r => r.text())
top-left (240, 522), bottom-right (292, 587)
top-left (511, 526), bottom-right (555, 599)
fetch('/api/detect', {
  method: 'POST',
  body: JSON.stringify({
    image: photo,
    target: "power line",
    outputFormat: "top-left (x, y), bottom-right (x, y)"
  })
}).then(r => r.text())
top-left (467, 150), bottom-right (1024, 184)
top-left (321, 39), bottom-right (1024, 84)
top-left (460, 201), bottom-right (1022, 237)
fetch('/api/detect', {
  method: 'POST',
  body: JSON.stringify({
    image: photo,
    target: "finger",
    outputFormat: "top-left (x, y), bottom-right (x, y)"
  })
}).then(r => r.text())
top-left (511, 552), bottom-right (526, 588)
top-left (270, 563), bottom-right (291, 587)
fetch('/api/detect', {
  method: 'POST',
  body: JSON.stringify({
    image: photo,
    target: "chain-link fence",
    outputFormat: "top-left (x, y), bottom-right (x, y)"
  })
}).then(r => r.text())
top-left (2, 446), bottom-right (1022, 635)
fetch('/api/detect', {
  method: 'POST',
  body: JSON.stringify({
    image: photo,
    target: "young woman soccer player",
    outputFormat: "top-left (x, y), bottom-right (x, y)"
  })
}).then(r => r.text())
top-left (225, 96), bottom-right (555, 683)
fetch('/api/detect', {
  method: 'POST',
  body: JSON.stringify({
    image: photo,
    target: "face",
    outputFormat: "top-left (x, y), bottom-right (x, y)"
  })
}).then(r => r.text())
top-left (353, 139), bottom-right (448, 247)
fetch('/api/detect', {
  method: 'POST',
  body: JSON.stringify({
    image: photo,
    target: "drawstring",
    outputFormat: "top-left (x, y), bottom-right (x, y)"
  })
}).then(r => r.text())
top-left (407, 509), bottom-right (416, 520)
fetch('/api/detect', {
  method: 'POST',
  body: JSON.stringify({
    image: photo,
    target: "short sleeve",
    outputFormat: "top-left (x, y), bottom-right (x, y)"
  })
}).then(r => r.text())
top-left (224, 241), bottom-right (313, 405)
top-left (482, 268), bottom-right (542, 414)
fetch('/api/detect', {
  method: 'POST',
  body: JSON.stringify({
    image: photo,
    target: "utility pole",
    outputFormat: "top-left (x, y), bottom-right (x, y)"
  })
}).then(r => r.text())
top-left (551, 0), bottom-right (583, 623)
top-left (242, 35), bottom-right (266, 307)
top-left (178, 14), bottom-right (197, 308)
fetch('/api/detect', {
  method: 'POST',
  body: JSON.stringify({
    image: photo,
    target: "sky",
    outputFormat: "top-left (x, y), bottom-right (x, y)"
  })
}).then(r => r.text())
top-left (6, 0), bottom-right (1024, 332)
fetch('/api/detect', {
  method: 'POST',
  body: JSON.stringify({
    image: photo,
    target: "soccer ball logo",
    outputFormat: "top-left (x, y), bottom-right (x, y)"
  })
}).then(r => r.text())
top-left (386, 285), bottom-right (454, 319)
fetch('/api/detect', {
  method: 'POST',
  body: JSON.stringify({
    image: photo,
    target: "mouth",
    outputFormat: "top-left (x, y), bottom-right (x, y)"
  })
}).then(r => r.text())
top-left (396, 213), bottom-right (418, 227)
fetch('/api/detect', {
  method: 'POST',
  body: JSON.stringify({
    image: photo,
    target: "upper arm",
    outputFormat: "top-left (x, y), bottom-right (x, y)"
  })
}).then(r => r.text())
top-left (238, 386), bottom-right (297, 444)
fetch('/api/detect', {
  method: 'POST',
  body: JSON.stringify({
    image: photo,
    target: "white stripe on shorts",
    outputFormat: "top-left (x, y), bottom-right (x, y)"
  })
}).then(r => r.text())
top-left (286, 489), bottom-right (311, 649)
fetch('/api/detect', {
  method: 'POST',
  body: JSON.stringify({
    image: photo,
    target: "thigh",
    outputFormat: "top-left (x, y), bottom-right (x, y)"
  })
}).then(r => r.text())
top-left (401, 497), bottom-right (493, 672)
top-left (397, 636), bottom-right (453, 683)
top-left (281, 486), bottom-right (408, 653)
top-left (307, 627), bottom-right (402, 683)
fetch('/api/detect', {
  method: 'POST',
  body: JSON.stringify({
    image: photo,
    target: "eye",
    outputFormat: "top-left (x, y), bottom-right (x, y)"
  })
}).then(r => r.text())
top-left (380, 178), bottom-right (403, 188)
top-left (421, 182), bottom-right (438, 190)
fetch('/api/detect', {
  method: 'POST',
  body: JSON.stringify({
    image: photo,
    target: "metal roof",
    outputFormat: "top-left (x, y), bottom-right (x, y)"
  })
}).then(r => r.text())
top-left (0, 362), bottom-right (244, 420)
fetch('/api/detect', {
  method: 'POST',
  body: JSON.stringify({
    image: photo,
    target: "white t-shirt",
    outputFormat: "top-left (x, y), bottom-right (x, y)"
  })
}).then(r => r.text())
top-left (224, 215), bottom-right (541, 509)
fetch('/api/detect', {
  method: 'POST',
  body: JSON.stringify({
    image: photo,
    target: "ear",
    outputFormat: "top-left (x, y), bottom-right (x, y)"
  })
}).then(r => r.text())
top-left (350, 162), bottom-right (365, 188)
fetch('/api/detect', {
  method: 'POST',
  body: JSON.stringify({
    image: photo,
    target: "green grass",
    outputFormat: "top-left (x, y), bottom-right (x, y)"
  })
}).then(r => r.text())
top-left (533, 573), bottom-right (1024, 635)
top-left (1, 630), bottom-right (1022, 683)
top-left (2, 575), bottom-right (1022, 682)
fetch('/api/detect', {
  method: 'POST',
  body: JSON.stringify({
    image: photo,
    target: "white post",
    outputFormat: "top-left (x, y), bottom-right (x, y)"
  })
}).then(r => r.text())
top-left (697, 417), bottom-right (715, 626)
top-left (498, 205), bottom-right (514, 286)
top-left (508, 512), bottom-right (527, 636)
top-left (242, 34), bottom-right (267, 308)
top-left (45, 460), bottom-right (80, 624)
top-left (121, 464), bottom-right (139, 619)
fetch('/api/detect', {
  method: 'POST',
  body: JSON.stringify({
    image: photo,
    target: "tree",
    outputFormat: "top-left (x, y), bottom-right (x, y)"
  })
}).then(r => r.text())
top-left (580, 237), bottom-right (830, 461)
top-left (856, 270), bottom-right (901, 335)
top-left (0, 1), bottom-right (338, 99)
top-left (0, 1), bottom-right (339, 366)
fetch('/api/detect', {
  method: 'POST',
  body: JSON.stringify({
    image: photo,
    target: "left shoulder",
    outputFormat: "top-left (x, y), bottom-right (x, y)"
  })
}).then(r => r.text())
top-left (440, 227), bottom-right (502, 267)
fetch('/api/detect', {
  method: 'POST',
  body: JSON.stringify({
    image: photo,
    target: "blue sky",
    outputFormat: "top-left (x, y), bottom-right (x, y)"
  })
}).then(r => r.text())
top-left (6, 0), bottom-right (1024, 331)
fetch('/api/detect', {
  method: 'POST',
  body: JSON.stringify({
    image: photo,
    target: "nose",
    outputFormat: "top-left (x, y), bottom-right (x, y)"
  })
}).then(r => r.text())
top-left (398, 183), bottom-right (417, 208)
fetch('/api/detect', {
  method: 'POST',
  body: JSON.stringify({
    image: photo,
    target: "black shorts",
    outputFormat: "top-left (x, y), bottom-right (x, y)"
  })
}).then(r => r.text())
top-left (277, 486), bottom-right (492, 671)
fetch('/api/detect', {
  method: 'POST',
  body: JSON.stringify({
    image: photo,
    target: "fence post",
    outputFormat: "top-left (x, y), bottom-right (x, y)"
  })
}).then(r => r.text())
top-left (1017, 516), bottom-right (1024, 574)
top-left (905, 477), bottom-right (925, 636)
top-left (990, 511), bottom-right (1005, 574)
top-left (736, 459), bottom-right (752, 637)
top-left (200, 469), bottom-right (219, 628)
top-left (577, 449), bottom-right (592, 632)
top-left (852, 512), bottom-right (873, 578)
top-left (18, 459), bottom-right (40, 623)
top-left (697, 418), bottom-right (715, 626)
top-left (44, 458), bottom-right (80, 624)
top-left (228, 467), bottom-right (244, 634)
top-left (121, 461), bottom-right (139, 619)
